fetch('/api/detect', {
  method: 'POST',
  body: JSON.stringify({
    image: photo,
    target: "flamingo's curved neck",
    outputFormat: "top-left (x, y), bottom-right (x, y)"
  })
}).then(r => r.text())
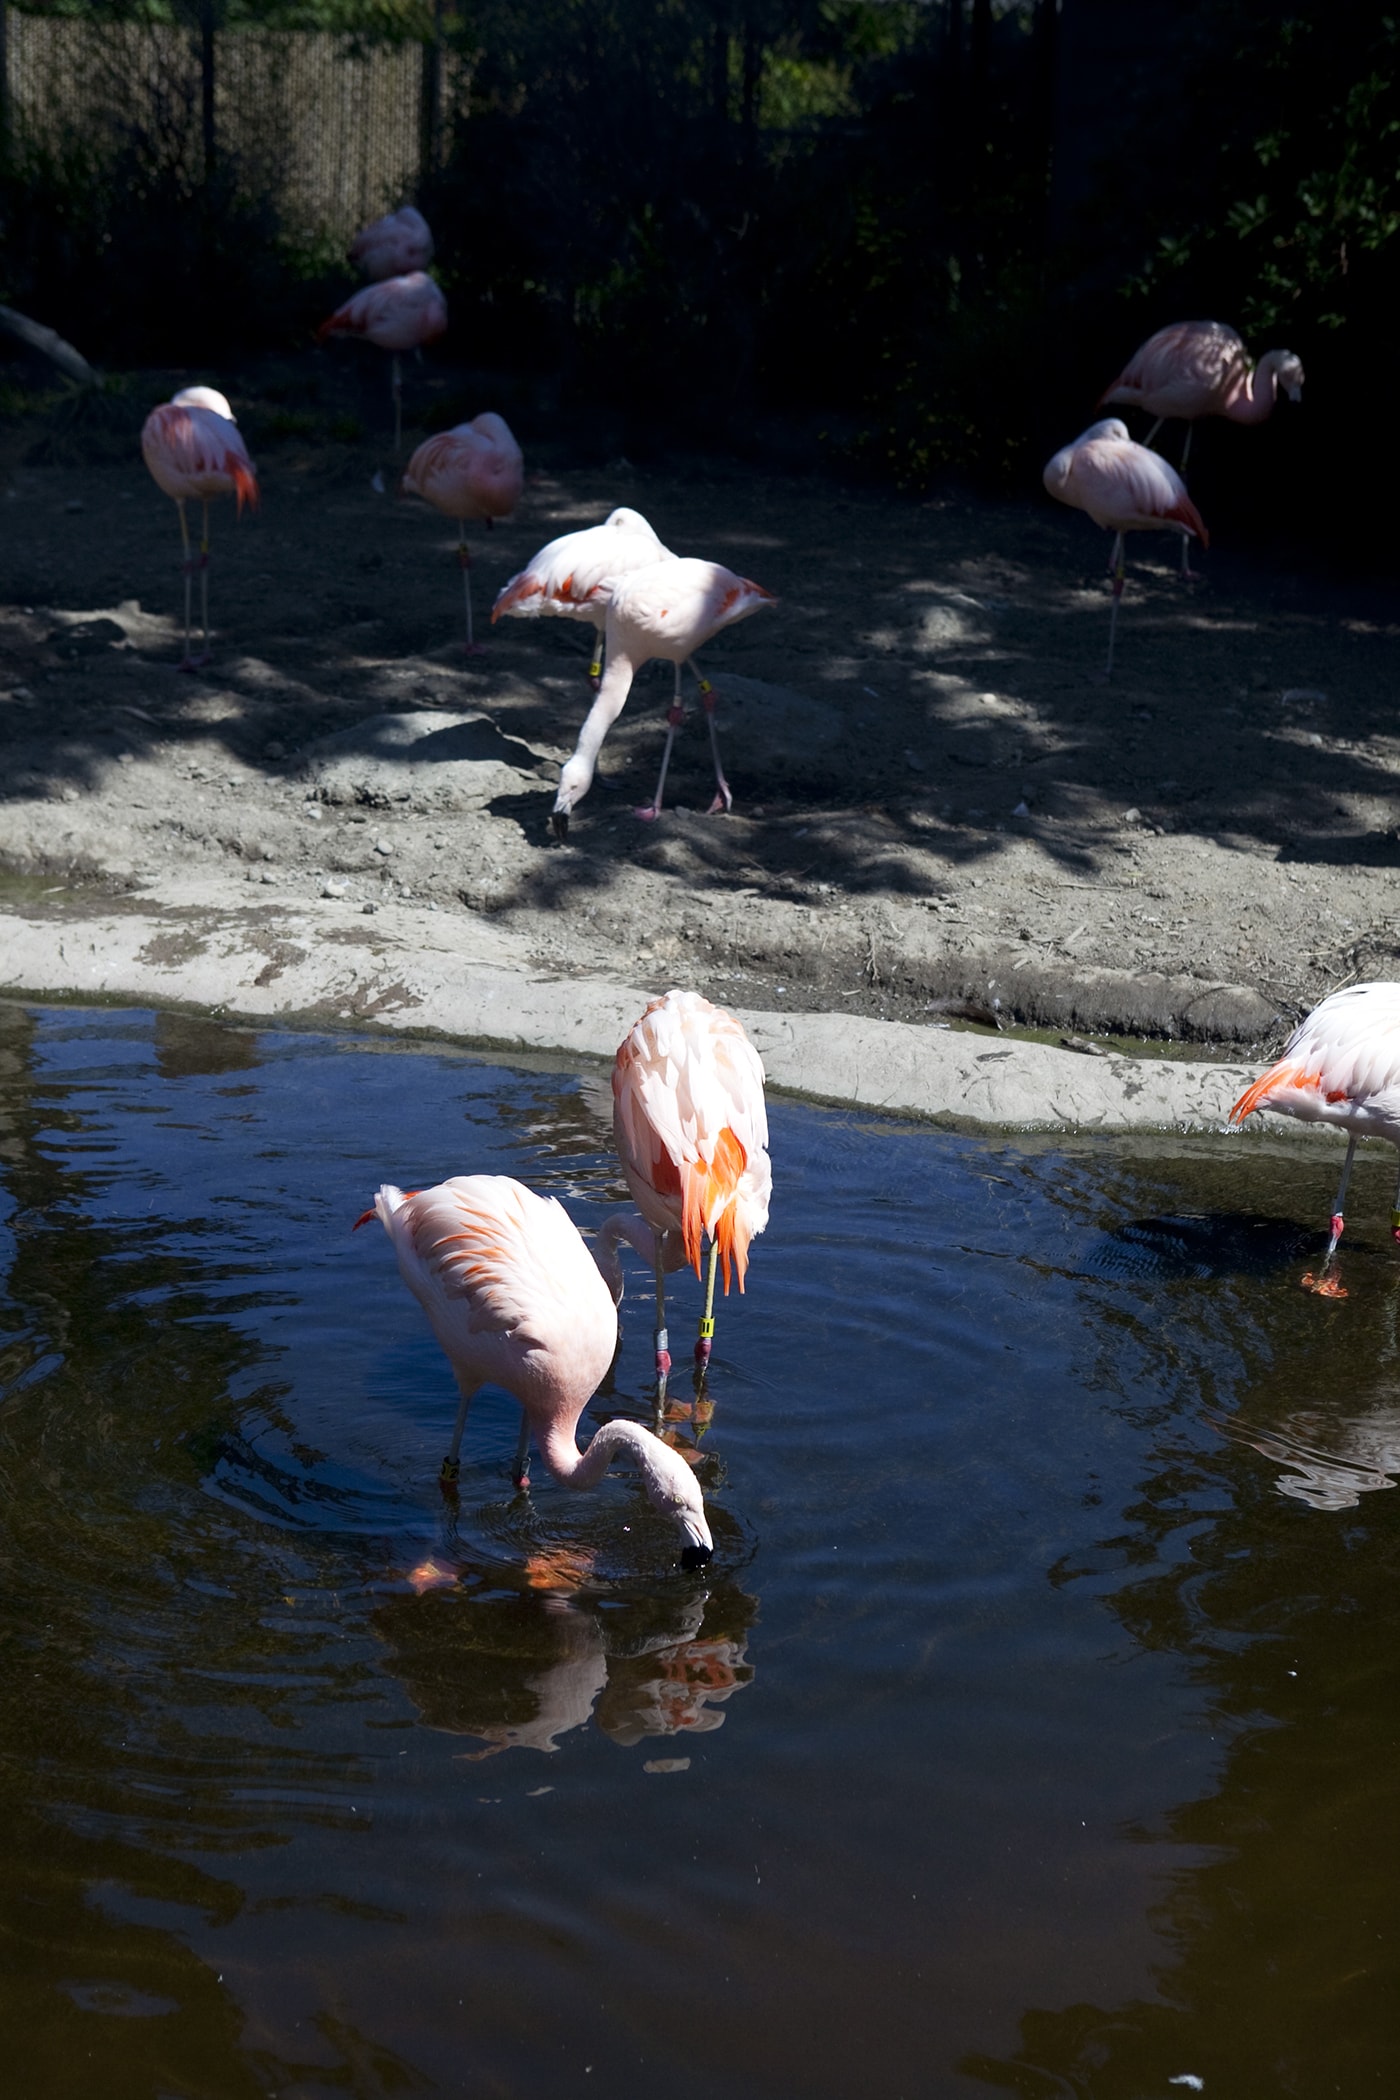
top-left (593, 1211), bottom-right (663, 1302)
top-left (539, 1414), bottom-right (654, 1493)
top-left (1226, 354), bottom-right (1284, 426)
top-left (569, 649), bottom-right (635, 794)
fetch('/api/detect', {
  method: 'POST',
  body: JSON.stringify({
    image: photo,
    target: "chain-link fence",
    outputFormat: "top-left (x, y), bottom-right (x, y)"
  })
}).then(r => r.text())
top-left (2, 11), bottom-right (467, 242)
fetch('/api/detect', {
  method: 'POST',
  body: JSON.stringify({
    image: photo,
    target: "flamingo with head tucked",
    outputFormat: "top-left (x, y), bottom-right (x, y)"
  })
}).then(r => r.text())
top-left (318, 270), bottom-right (448, 453)
top-left (493, 506), bottom-right (674, 688)
top-left (359, 1173), bottom-right (713, 1568)
top-left (551, 557), bottom-right (774, 839)
top-left (595, 989), bottom-right (770, 1412)
top-left (402, 415), bottom-right (523, 651)
top-left (140, 385), bottom-right (258, 670)
top-left (1230, 981), bottom-right (1400, 1298)
top-left (350, 205), bottom-right (433, 282)
top-left (1043, 419), bottom-right (1208, 677)
top-left (1101, 320), bottom-right (1304, 573)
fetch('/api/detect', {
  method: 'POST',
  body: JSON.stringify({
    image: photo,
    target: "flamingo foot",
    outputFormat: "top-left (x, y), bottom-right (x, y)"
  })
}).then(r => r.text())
top-left (463, 641), bottom-right (487, 658)
top-left (634, 804), bottom-right (662, 823)
top-left (512, 1466), bottom-right (531, 1492)
top-left (1300, 1270), bottom-right (1349, 1299)
top-left (705, 787), bottom-right (732, 816)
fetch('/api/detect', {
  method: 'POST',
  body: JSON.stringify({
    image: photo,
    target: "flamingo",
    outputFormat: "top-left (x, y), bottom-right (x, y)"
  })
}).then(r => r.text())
top-left (140, 385), bottom-right (258, 671)
top-left (401, 416), bottom-right (523, 652)
top-left (317, 270), bottom-right (448, 453)
top-left (1042, 419), bottom-right (1208, 677)
top-left (358, 1174), bottom-right (713, 1568)
top-left (551, 557), bottom-right (774, 839)
top-left (350, 204), bottom-right (433, 281)
top-left (1101, 320), bottom-right (1303, 575)
top-left (492, 506), bottom-right (674, 688)
top-left (1230, 982), bottom-right (1400, 1298)
top-left (594, 989), bottom-right (771, 1412)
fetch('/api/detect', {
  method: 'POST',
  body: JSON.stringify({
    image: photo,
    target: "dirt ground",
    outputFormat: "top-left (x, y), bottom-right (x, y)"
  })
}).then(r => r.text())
top-left (3, 355), bottom-right (1399, 1055)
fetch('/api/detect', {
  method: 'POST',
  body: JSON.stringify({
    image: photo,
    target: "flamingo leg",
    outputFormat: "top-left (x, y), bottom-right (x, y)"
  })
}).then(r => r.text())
top-left (441, 1382), bottom-right (473, 1483)
top-left (1177, 425), bottom-right (1198, 578)
top-left (589, 623), bottom-right (605, 691)
top-left (198, 499), bottom-right (211, 663)
top-left (1303, 1135), bottom-right (1357, 1297)
top-left (695, 1238), bottom-right (719, 1372)
top-left (1391, 1150), bottom-right (1400, 1246)
top-left (176, 500), bottom-right (195, 669)
top-left (1143, 416), bottom-right (1165, 449)
top-left (636, 664), bottom-right (684, 822)
top-left (652, 1238), bottom-right (672, 1425)
top-left (511, 1409), bottom-right (531, 1492)
top-left (1105, 533), bottom-right (1125, 680)
top-left (695, 666), bottom-right (732, 815)
top-left (458, 519), bottom-right (484, 655)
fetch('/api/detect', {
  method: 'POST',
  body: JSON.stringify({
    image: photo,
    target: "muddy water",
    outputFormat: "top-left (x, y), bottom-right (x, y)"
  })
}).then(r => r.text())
top-left (1, 1003), bottom-right (1397, 2099)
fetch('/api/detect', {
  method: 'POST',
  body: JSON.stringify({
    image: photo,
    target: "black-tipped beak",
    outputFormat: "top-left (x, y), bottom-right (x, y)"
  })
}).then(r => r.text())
top-left (680, 1543), bottom-right (713, 1572)
top-left (551, 809), bottom-right (569, 843)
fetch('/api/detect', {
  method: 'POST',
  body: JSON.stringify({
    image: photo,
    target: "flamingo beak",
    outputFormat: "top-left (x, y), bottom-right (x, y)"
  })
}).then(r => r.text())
top-left (681, 1541), bottom-right (713, 1571)
top-left (551, 809), bottom-right (570, 843)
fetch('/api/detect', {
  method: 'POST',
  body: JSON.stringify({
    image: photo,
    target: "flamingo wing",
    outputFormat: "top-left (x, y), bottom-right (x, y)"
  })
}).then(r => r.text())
top-left (1232, 984), bottom-right (1400, 1127)
top-left (141, 404), bottom-right (258, 510)
top-left (1102, 320), bottom-right (1249, 417)
top-left (493, 512), bottom-right (671, 622)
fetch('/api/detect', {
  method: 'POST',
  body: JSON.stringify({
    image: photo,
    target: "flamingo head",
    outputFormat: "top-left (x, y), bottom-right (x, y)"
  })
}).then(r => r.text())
top-left (551, 753), bottom-right (593, 840)
top-left (1274, 350), bottom-right (1305, 403)
top-left (172, 384), bottom-right (236, 422)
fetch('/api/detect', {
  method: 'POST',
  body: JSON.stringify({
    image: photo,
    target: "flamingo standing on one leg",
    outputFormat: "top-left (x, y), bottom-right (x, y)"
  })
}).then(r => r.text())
top-left (493, 507), bottom-right (674, 688)
top-left (593, 989), bottom-right (771, 1416)
top-left (349, 204), bottom-right (433, 281)
top-left (317, 271), bottom-right (448, 454)
top-left (1230, 981), bottom-right (1400, 1299)
top-left (551, 558), bottom-right (774, 839)
top-left (357, 1173), bottom-right (713, 1567)
top-left (401, 416), bottom-right (523, 652)
top-left (1042, 419), bottom-right (1208, 678)
top-left (140, 385), bottom-right (258, 671)
top-left (1101, 320), bottom-right (1304, 574)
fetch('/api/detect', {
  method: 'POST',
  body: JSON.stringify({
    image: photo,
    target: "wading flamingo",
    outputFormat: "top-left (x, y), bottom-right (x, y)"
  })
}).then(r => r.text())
top-left (402, 416), bottom-right (523, 651)
top-left (317, 271), bottom-right (448, 453)
top-left (358, 1174), bottom-right (713, 1567)
top-left (551, 557), bottom-right (774, 839)
top-left (350, 204), bottom-right (433, 281)
top-left (1042, 419), bottom-right (1208, 677)
top-left (140, 385), bottom-right (257, 671)
top-left (594, 989), bottom-right (771, 1412)
top-left (1101, 320), bottom-right (1303, 574)
top-left (1230, 982), bottom-right (1400, 1298)
top-left (493, 507), bottom-right (674, 688)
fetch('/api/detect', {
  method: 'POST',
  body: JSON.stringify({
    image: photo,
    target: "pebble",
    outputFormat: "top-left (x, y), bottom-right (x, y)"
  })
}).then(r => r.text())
top-left (303, 803), bottom-right (324, 821)
top-left (374, 838), bottom-right (394, 856)
top-left (322, 879), bottom-right (349, 899)
top-left (362, 901), bottom-right (378, 915)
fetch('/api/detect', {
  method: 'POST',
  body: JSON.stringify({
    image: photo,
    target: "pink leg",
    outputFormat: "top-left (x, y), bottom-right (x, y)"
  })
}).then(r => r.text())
top-left (696, 669), bottom-right (732, 814)
top-left (1104, 533), bottom-right (1125, 680)
top-left (636, 666), bottom-right (685, 822)
top-left (459, 522), bottom-right (485, 655)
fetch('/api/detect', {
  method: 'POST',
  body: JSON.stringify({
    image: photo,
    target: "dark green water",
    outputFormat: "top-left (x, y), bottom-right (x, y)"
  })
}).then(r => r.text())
top-left (1, 1003), bottom-right (1397, 2099)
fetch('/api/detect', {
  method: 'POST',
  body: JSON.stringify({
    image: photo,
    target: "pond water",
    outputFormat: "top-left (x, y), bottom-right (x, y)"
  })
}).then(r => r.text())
top-left (1, 1002), bottom-right (1398, 2100)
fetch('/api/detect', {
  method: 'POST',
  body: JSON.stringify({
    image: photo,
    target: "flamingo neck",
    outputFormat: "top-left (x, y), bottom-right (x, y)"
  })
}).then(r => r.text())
top-left (539, 1414), bottom-right (653, 1492)
top-left (593, 1211), bottom-right (663, 1303)
top-left (569, 650), bottom-right (635, 790)
top-left (1226, 353), bottom-right (1285, 425)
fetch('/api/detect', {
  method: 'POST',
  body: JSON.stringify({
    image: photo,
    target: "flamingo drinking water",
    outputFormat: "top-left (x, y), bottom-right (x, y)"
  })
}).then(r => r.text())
top-left (1230, 982), bottom-right (1400, 1297)
top-left (140, 385), bottom-right (258, 670)
top-left (358, 1173), bottom-right (713, 1567)
top-left (401, 416), bottom-right (523, 651)
top-left (550, 557), bottom-right (774, 839)
top-left (493, 506), bottom-right (675, 688)
top-left (1042, 419), bottom-right (1208, 677)
top-left (318, 271), bottom-right (447, 453)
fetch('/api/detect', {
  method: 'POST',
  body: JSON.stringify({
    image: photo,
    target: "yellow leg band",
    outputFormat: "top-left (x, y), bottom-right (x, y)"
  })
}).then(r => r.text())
top-left (698, 1316), bottom-right (715, 1339)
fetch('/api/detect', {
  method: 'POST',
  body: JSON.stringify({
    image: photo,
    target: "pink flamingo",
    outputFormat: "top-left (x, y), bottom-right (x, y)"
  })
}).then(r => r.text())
top-left (551, 557), bottom-right (774, 839)
top-left (140, 385), bottom-right (258, 671)
top-left (493, 506), bottom-right (674, 688)
top-left (359, 1173), bottom-right (713, 1568)
top-left (595, 989), bottom-right (771, 1409)
top-left (1230, 982), bottom-right (1400, 1299)
top-left (1042, 419), bottom-right (1208, 677)
top-left (349, 204), bottom-right (433, 281)
top-left (401, 416), bottom-right (523, 652)
top-left (317, 270), bottom-right (448, 453)
top-left (1102, 320), bottom-right (1304, 573)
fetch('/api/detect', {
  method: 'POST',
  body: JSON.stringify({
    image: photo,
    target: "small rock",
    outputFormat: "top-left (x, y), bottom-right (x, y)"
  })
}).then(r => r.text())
top-left (117, 752), bottom-right (135, 766)
top-left (362, 901), bottom-right (378, 914)
top-left (374, 838), bottom-right (394, 856)
top-left (303, 803), bottom-right (324, 820)
top-left (1061, 1034), bottom-right (1106, 1057)
top-left (61, 785), bottom-right (80, 802)
top-left (322, 879), bottom-right (349, 898)
top-left (1012, 799), bottom-right (1031, 818)
top-left (260, 869), bottom-right (278, 885)
top-left (1122, 806), bottom-right (1142, 824)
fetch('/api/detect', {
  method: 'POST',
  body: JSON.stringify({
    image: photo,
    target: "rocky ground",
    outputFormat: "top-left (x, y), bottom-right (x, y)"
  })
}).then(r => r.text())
top-left (3, 361), bottom-right (1399, 1061)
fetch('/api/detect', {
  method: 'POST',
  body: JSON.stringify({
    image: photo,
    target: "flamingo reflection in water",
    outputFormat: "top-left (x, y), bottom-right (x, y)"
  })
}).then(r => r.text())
top-left (375, 1562), bottom-right (755, 1756)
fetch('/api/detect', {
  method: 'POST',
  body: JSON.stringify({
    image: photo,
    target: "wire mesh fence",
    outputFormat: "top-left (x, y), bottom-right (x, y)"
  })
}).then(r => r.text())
top-left (3, 11), bottom-right (467, 242)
